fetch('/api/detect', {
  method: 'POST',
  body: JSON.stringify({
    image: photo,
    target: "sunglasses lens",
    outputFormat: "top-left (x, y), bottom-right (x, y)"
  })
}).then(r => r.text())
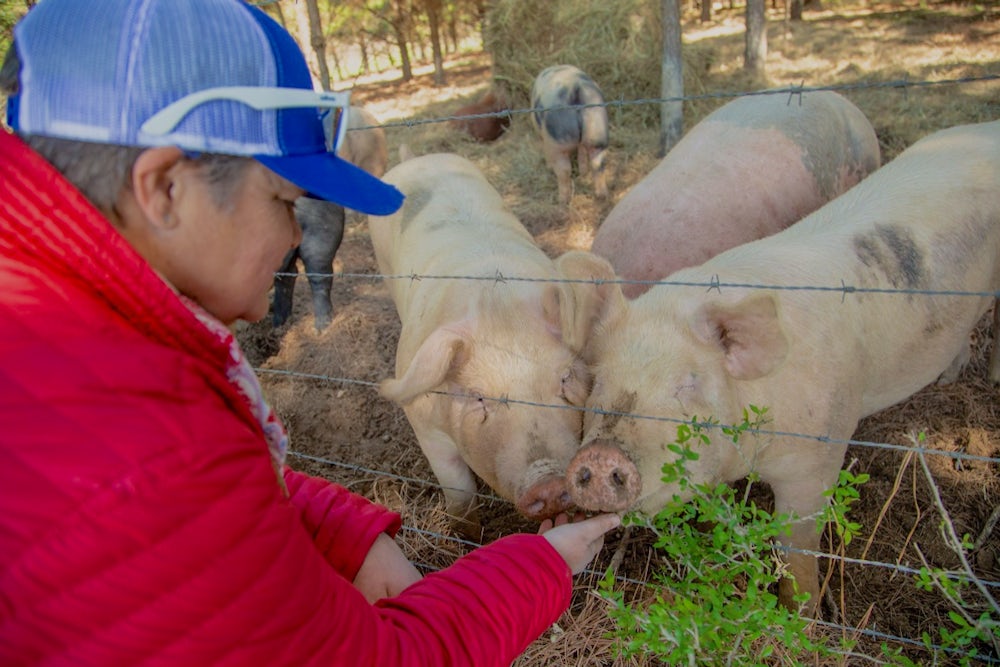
top-left (321, 106), bottom-right (348, 153)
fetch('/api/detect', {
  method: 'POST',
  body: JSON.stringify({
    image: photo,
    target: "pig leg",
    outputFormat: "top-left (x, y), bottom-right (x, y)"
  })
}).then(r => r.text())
top-left (576, 144), bottom-right (591, 179)
top-left (937, 339), bottom-right (971, 385)
top-left (295, 201), bottom-right (345, 332)
top-left (587, 145), bottom-right (609, 200)
top-left (408, 416), bottom-right (481, 532)
top-left (542, 139), bottom-right (574, 204)
top-left (989, 300), bottom-right (1000, 384)
top-left (779, 518), bottom-right (822, 617)
top-left (768, 453), bottom-right (844, 618)
top-left (272, 248), bottom-right (298, 328)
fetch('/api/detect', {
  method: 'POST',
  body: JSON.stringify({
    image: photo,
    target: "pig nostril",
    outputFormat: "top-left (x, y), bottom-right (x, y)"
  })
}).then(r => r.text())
top-left (611, 469), bottom-right (627, 488)
top-left (575, 467), bottom-right (592, 487)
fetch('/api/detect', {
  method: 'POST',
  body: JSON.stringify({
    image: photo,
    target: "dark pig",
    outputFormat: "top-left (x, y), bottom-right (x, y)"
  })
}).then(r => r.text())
top-left (593, 91), bottom-right (881, 298)
top-left (449, 90), bottom-right (511, 143)
top-left (272, 106), bottom-right (384, 331)
top-left (272, 198), bottom-right (345, 332)
top-left (530, 64), bottom-right (609, 204)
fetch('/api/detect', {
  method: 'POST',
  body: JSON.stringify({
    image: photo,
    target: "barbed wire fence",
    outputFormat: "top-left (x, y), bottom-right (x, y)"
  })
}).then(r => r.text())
top-left (257, 73), bottom-right (1000, 663)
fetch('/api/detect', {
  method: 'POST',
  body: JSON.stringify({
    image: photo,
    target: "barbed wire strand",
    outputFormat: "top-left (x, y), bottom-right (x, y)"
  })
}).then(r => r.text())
top-left (265, 369), bottom-right (1000, 466)
top-left (343, 73), bottom-right (1000, 132)
top-left (289, 451), bottom-right (1000, 664)
top-left (277, 268), bottom-right (1000, 301)
top-left (288, 450), bottom-right (1000, 593)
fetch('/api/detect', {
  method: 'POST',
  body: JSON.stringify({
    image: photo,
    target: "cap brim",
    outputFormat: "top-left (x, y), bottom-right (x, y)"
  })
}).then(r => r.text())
top-left (256, 151), bottom-right (404, 216)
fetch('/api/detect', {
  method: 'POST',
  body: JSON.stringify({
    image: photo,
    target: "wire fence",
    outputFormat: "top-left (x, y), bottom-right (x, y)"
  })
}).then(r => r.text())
top-left (342, 73), bottom-right (1000, 132)
top-left (259, 73), bottom-right (1000, 663)
top-left (287, 444), bottom-right (1000, 663)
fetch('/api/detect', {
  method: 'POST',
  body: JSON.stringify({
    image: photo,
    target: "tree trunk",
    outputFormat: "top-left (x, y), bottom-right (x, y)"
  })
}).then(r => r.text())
top-left (392, 0), bottom-right (413, 82)
top-left (660, 0), bottom-right (684, 158)
top-left (359, 34), bottom-right (371, 75)
top-left (789, 0), bottom-right (803, 20)
top-left (305, 0), bottom-right (332, 91)
top-left (701, 0), bottom-right (712, 23)
top-left (330, 47), bottom-right (344, 82)
top-left (374, 0), bottom-right (413, 81)
top-left (292, 2), bottom-right (319, 86)
top-left (424, 0), bottom-right (446, 86)
top-left (744, 0), bottom-right (767, 80)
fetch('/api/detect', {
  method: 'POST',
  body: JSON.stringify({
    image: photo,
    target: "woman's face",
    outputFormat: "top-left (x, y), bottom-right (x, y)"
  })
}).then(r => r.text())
top-left (168, 160), bottom-right (305, 325)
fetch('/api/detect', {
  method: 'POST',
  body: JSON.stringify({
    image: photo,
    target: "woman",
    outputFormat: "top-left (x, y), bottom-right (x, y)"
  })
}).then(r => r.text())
top-left (0, 1), bottom-right (619, 665)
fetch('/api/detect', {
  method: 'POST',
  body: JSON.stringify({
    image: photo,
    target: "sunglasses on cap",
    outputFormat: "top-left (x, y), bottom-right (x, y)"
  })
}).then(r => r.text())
top-left (140, 86), bottom-right (351, 153)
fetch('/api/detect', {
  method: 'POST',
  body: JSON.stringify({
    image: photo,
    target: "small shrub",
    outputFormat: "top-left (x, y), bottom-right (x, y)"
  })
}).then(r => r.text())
top-left (598, 407), bottom-right (863, 665)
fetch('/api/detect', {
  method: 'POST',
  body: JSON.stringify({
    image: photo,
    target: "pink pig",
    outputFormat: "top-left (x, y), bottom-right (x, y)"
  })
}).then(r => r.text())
top-left (593, 91), bottom-right (881, 298)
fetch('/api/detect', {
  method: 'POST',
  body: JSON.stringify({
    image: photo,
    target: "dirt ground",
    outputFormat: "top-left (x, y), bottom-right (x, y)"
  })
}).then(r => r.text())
top-left (236, 3), bottom-right (1000, 664)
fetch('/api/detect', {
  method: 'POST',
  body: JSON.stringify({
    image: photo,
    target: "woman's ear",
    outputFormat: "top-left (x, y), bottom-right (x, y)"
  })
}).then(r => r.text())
top-left (130, 146), bottom-right (185, 230)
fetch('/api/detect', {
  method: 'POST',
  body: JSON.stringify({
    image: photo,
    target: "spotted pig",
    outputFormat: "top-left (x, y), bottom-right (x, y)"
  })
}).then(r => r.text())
top-left (531, 64), bottom-right (609, 204)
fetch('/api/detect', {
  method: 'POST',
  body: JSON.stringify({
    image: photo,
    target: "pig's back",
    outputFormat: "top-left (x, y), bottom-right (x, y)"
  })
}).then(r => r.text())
top-left (593, 91), bottom-right (879, 297)
top-left (671, 119), bottom-right (1000, 412)
top-left (371, 154), bottom-right (557, 320)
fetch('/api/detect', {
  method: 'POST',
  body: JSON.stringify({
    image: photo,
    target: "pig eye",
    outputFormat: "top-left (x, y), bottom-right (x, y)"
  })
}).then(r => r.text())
top-left (560, 360), bottom-right (591, 407)
top-left (462, 390), bottom-right (490, 424)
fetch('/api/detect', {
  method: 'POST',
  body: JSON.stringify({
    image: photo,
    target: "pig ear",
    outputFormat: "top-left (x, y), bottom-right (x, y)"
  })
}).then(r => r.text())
top-left (691, 293), bottom-right (788, 380)
top-left (550, 250), bottom-right (624, 354)
top-left (379, 326), bottom-right (468, 405)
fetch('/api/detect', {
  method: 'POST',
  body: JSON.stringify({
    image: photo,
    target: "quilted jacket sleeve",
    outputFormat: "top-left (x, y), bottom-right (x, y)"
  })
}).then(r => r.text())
top-left (283, 468), bottom-right (402, 582)
top-left (0, 338), bottom-right (572, 667)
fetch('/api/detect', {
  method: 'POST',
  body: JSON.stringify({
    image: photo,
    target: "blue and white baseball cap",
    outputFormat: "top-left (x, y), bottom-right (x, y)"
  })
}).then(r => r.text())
top-left (7, 0), bottom-right (403, 215)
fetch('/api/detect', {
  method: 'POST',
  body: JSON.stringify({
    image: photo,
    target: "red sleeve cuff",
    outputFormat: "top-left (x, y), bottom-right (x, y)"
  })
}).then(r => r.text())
top-left (283, 467), bottom-right (402, 580)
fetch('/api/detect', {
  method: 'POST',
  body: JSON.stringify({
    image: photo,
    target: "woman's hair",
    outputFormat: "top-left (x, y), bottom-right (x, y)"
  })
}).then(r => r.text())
top-left (1, 43), bottom-right (253, 223)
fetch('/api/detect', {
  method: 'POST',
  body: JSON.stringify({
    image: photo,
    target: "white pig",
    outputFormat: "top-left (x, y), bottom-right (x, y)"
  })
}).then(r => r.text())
top-left (593, 90), bottom-right (881, 298)
top-left (335, 105), bottom-right (388, 177)
top-left (369, 153), bottom-right (594, 526)
top-left (559, 119), bottom-right (1000, 614)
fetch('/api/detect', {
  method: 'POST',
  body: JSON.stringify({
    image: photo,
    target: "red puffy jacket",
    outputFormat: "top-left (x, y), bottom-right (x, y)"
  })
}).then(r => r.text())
top-left (0, 129), bottom-right (572, 666)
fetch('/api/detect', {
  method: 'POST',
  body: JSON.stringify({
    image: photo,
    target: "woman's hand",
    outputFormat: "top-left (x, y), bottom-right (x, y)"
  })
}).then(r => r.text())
top-left (353, 533), bottom-right (423, 603)
top-left (539, 512), bottom-right (621, 575)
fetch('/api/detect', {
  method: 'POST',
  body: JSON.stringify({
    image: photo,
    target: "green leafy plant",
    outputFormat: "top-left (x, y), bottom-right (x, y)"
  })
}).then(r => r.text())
top-left (598, 407), bottom-right (864, 665)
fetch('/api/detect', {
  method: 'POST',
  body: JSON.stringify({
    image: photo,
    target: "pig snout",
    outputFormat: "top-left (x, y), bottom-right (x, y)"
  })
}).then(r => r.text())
top-left (566, 440), bottom-right (641, 512)
top-left (516, 474), bottom-right (574, 521)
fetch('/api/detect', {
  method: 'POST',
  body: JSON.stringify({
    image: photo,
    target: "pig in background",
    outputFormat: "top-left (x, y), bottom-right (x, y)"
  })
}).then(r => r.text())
top-left (272, 105), bottom-right (388, 331)
top-left (337, 105), bottom-right (389, 178)
top-left (449, 89), bottom-right (512, 143)
top-left (530, 64), bottom-right (610, 204)
top-left (559, 119), bottom-right (1000, 616)
top-left (592, 90), bottom-right (881, 298)
top-left (369, 152), bottom-right (599, 530)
